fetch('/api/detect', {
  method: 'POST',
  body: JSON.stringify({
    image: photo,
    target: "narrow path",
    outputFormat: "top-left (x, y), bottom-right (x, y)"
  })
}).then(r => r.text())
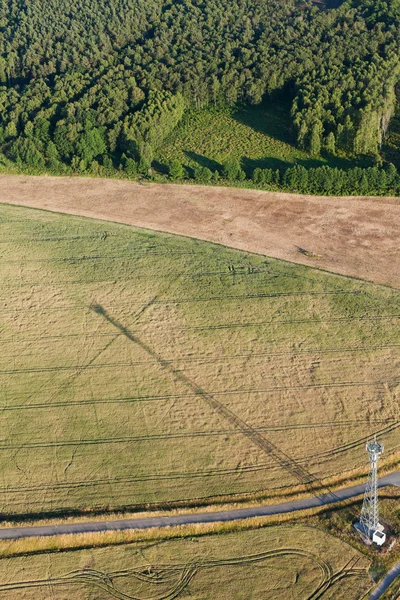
top-left (0, 471), bottom-right (399, 541)
top-left (369, 561), bottom-right (400, 599)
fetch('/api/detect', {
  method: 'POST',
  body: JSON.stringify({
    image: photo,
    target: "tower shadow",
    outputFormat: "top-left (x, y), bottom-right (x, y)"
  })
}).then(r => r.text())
top-left (91, 304), bottom-right (338, 501)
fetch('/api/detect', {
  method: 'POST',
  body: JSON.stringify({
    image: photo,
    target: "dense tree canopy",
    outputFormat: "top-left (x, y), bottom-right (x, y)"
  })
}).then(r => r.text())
top-left (1, 0), bottom-right (400, 175)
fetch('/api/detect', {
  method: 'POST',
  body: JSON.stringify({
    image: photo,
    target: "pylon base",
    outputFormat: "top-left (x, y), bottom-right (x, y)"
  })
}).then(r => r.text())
top-left (354, 521), bottom-right (373, 545)
top-left (354, 521), bottom-right (386, 546)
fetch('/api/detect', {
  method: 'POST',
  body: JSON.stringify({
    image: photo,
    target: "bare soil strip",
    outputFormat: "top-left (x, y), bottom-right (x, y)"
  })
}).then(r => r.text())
top-left (0, 174), bottom-right (399, 287)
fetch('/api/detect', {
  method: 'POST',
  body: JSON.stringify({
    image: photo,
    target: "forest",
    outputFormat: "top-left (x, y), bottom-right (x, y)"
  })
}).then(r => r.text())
top-left (1, 0), bottom-right (400, 193)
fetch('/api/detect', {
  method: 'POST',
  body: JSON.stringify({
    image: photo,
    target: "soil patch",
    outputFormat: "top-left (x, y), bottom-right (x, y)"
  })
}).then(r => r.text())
top-left (0, 174), bottom-right (399, 287)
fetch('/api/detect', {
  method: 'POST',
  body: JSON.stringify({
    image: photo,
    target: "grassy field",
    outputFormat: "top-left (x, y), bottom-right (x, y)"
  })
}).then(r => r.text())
top-left (0, 203), bottom-right (399, 518)
top-left (0, 525), bottom-right (372, 599)
top-left (157, 100), bottom-right (370, 175)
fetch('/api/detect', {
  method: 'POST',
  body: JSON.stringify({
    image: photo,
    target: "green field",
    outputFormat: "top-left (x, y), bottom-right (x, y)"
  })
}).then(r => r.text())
top-left (0, 525), bottom-right (372, 599)
top-left (0, 203), bottom-right (399, 518)
top-left (157, 101), bottom-right (368, 176)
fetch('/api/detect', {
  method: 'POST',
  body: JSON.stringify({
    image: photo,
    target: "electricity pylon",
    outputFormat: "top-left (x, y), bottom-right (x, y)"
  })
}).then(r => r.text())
top-left (358, 438), bottom-right (386, 545)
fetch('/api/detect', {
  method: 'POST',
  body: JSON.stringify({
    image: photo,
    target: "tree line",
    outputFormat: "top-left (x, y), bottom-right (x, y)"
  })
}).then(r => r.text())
top-left (167, 158), bottom-right (400, 196)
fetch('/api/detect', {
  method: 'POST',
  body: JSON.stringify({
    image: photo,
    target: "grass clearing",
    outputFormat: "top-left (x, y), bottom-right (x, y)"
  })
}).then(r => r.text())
top-left (0, 525), bottom-right (372, 599)
top-left (157, 101), bottom-right (370, 174)
top-left (0, 203), bottom-right (399, 518)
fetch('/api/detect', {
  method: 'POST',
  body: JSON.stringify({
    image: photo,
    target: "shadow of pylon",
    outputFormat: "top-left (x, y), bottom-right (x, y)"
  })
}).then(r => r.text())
top-left (90, 304), bottom-right (339, 502)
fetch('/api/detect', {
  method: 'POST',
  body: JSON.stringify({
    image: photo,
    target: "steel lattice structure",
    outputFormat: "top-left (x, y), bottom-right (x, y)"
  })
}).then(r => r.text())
top-left (359, 438), bottom-right (384, 536)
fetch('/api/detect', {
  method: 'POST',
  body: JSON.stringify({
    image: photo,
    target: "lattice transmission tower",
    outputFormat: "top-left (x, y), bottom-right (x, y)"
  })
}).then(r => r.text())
top-left (358, 438), bottom-right (386, 545)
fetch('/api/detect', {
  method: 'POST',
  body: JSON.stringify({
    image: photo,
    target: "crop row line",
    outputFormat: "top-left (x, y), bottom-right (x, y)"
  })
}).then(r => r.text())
top-left (0, 264), bottom-right (322, 287)
top-left (303, 420), bottom-right (400, 463)
top-left (155, 290), bottom-right (363, 303)
top-left (1, 348), bottom-right (399, 374)
top-left (2, 378), bottom-right (397, 410)
top-left (0, 293), bottom-right (350, 315)
top-left (0, 289), bottom-right (368, 312)
top-left (0, 444), bottom-right (374, 494)
top-left (0, 234), bottom-right (117, 244)
top-left (0, 305), bottom-right (88, 315)
top-left (1, 420), bottom-right (397, 452)
top-left (0, 462), bottom-right (289, 493)
top-left (174, 314), bottom-right (400, 331)
top-left (0, 423), bottom-right (393, 450)
top-left (0, 432), bottom-right (395, 497)
top-left (2, 305), bottom-right (397, 324)
top-left (0, 332), bottom-right (119, 344)
top-left (0, 219), bottom-right (43, 224)
top-left (0, 269), bottom-right (368, 290)
top-left (0, 249), bottom-right (198, 265)
top-left (2, 330), bottom-right (398, 358)
top-left (0, 269), bottom-right (267, 289)
top-left (2, 308), bottom-right (398, 327)
top-left (0, 238), bottom-right (191, 253)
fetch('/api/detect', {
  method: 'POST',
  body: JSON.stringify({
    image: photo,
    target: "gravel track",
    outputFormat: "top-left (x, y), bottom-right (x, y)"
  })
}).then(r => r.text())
top-left (0, 471), bottom-right (399, 541)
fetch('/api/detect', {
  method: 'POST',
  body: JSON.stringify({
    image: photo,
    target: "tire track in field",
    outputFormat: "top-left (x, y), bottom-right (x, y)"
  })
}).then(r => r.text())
top-left (157, 289), bottom-right (364, 303)
top-left (0, 289), bottom-right (367, 314)
top-left (0, 418), bottom-right (397, 458)
top-left (310, 556), bottom-right (367, 600)
top-left (3, 376), bottom-right (398, 409)
top-left (0, 291), bottom-right (353, 315)
top-left (0, 249), bottom-right (196, 264)
top-left (0, 442), bottom-right (386, 498)
top-left (0, 548), bottom-right (341, 599)
top-left (1, 305), bottom-right (398, 328)
top-left (174, 314), bottom-right (400, 332)
top-left (0, 458), bottom-right (332, 495)
top-left (1, 345), bottom-right (398, 374)
top-left (0, 219), bottom-right (37, 224)
top-left (1, 339), bottom-right (399, 364)
top-left (0, 259), bottom-right (337, 287)
top-left (0, 267), bottom-right (267, 290)
top-left (0, 233), bottom-right (115, 244)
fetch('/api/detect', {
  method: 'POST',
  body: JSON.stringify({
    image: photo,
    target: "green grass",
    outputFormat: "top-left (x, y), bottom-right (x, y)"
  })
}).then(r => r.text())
top-left (0, 525), bottom-right (372, 599)
top-left (0, 204), bottom-right (399, 518)
top-left (157, 99), bottom-right (370, 176)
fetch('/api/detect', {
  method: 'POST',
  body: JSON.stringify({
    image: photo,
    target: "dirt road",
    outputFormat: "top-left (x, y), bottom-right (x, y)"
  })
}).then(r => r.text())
top-left (0, 175), bottom-right (399, 287)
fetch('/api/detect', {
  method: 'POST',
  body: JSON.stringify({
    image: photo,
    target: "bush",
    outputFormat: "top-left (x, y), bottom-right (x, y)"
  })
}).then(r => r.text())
top-left (194, 165), bottom-right (212, 182)
top-left (222, 157), bottom-right (245, 181)
top-left (137, 156), bottom-right (150, 174)
top-left (125, 157), bottom-right (138, 177)
top-left (8, 137), bottom-right (45, 167)
top-left (169, 159), bottom-right (184, 180)
top-left (252, 168), bottom-right (276, 186)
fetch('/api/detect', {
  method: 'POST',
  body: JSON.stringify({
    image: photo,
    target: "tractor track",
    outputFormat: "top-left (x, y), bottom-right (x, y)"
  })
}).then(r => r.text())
top-left (3, 377), bottom-right (399, 407)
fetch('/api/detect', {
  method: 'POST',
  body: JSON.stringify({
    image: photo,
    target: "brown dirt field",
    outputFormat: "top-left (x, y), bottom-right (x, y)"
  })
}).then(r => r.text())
top-left (0, 174), bottom-right (399, 287)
